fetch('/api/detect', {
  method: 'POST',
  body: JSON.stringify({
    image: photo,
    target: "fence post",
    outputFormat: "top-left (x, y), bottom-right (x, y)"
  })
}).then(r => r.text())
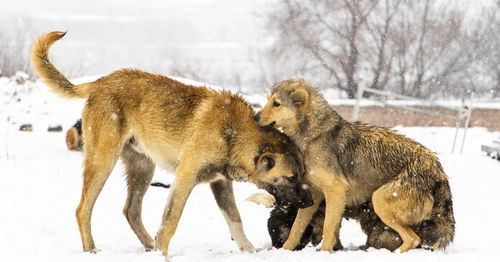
top-left (352, 87), bottom-right (363, 121)
top-left (460, 92), bottom-right (474, 154)
top-left (451, 118), bottom-right (459, 153)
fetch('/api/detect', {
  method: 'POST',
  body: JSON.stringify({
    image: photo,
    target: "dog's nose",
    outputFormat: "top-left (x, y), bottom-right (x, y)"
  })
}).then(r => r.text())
top-left (253, 113), bottom-right (261, 122)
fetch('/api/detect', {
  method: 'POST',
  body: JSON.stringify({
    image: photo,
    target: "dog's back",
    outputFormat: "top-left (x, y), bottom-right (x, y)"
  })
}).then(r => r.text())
top-left (327, 120), bottom-right (443, 203)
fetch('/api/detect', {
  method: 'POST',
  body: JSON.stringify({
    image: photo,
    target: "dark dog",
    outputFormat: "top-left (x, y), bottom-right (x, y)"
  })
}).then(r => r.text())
top-left (268, 199), bottom-right (442, 251)
top-left (268, 200), bottom-right (326, 251)
top-left (268, 200), bottom-right (400, 251)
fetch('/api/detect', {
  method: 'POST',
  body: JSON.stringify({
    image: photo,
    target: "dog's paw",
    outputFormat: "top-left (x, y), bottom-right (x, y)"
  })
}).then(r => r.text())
top-left (88, 248), bottom-right (101, 254)
top-left (238, 241), bottom-right (256, 253)
top-left (245, 192), bottom-right (275, 208)
top-left (144, 242), bottom-right (155, 252)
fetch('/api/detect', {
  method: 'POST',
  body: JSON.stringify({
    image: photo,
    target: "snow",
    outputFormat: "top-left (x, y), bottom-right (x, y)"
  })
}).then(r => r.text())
top-left (1, 77), bottom-right (500, 261)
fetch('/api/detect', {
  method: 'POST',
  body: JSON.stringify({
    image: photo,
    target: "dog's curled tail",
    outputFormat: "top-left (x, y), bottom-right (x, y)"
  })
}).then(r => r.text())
top-left (421, 178), bottom-right (455, 249)
top-left (31, 31), bottom-right (89, 99)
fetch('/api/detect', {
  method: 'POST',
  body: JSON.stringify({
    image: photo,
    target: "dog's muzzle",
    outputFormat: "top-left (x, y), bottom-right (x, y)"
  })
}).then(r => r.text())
top-left (253, 113), bottom-right (276, 129)
top-left (267, 184), bottom-right (313, 210)
top-left (263, 121), bottom-right (276, 129)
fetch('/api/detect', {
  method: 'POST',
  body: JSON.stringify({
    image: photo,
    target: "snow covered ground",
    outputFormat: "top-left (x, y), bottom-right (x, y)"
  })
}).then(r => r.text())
top-left (1, 76), bottom-right (500, 261)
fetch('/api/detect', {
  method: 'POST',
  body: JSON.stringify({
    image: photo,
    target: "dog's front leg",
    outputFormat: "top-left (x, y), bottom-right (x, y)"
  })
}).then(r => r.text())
top-left (282, 188), bottom-right (324, 250)
top-left (154, 161), bottom-right (198, 257)
top-left (210, 178), bottom-right (255, 252)
top-left (320, 180), bottom-right (348, 252)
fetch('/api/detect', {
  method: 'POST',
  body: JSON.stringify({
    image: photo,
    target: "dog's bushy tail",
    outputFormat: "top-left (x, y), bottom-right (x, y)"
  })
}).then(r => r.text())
top-left (31, 31), bottom-right (90, 99)
top-left (421, 178), bottom-right (455, 249)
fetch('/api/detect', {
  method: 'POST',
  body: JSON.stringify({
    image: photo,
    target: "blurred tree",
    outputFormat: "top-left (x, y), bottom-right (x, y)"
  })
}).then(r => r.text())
top-left (480, 1), bottom-right (500, 98)
top-left (0, 16), bottom-right (34, 78)
top-left (265, 0), bottom-right (498, 99)
top-left (267, 0), bottom-right (380, 98)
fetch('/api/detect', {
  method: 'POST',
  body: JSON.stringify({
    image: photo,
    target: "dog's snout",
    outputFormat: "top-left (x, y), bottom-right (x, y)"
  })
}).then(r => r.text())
top-left (253, 113), bottom-right (261, 122)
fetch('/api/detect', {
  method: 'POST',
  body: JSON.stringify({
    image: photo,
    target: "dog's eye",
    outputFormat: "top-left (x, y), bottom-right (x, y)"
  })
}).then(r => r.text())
top-left (287, 174), bottom-right (297, 183)
top-left (273, 101), bottom-right (280, 107)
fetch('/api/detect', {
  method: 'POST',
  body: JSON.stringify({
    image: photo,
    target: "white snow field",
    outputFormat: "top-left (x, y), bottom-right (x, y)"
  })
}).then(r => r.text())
top-left (1, 76), bottom-right (499, 262)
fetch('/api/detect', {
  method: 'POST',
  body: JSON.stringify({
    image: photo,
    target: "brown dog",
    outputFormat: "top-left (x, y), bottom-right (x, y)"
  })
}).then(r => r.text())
top-left (31, 32), bottom-right (313, 257)
top-left (254, 79), bottom-right (455, 253)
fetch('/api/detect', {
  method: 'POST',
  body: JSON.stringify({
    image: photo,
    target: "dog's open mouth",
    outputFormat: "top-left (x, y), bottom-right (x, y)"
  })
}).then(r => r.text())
top-left (278, 202), bottom-right (291, 210)
top-left (280, 204), bottom-right (290, 210)
top-left (262, 121), bottom-right (276, 129)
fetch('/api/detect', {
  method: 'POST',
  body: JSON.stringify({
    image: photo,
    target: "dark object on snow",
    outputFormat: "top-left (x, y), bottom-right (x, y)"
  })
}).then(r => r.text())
top-left (150, 182), bottom-right (171, 189)
top-left (481, 138), bottom-right (500, 161)
top-left (66, 119), bottom-right (82, 151)
top-left (19, 124), bottom-right (33, 132)
top-left (48, 125), bottom-right (63, 132)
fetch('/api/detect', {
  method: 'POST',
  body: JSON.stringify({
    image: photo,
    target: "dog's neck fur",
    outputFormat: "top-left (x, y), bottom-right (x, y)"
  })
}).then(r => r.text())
top-left (218, 96), bottom-right (278, 185)
top-left (292, 90), bottom-right (343, 150)
top-left (229, 134), bottom-right (277, 186)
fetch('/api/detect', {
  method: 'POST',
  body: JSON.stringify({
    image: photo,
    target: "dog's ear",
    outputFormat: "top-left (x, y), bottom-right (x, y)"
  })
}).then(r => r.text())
top-left (256, 152), bottom-right (275, 172)
top-left (291, 88), bottom-right (308, 106)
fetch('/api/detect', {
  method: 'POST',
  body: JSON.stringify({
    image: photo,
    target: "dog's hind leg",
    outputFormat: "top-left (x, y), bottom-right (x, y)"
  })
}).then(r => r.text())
top-left (372, 180), bottom-right (434, 253)
top-left (121, 142), bottom-right (156, 251)
top-left (75, 116), bottom-right (123, 253)
top-left (211, 178), bottom-right (255, 252)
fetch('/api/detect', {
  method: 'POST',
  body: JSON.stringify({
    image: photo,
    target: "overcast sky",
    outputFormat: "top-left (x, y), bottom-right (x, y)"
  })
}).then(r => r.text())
top-left (2, 0), bottom-right (495, 92)
top-left (2, 0), bottom-right (273, 82)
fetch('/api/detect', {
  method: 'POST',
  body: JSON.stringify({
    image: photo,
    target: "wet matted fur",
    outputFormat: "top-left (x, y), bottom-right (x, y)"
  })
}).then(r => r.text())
top-left (255, 79), bottom-right (455, 253)
top-left (30, 32), bottom-right (314, 257)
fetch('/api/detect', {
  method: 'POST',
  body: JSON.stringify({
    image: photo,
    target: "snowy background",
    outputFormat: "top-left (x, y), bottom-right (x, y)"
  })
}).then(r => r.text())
top-left (1, 0), bottom-right (500, 261)
top-left (1, 75), bottom-right (500, 262)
